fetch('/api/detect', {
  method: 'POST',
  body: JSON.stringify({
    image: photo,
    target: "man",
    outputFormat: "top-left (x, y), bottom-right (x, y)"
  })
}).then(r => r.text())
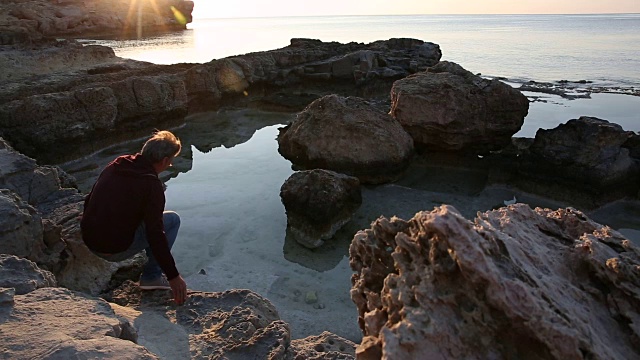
top-left (81, 130), bottom-right (187, 305)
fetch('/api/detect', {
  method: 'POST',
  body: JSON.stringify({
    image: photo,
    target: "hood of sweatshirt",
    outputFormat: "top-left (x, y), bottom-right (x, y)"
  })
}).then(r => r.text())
top-left (110, 153), bottom-right (159, 179)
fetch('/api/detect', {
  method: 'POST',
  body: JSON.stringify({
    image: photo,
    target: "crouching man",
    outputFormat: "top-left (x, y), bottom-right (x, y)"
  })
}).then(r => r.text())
top-left (81, 130), bottom-right (187, 305)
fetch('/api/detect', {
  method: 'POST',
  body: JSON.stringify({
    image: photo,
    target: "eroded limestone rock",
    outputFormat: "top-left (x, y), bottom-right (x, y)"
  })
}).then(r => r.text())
top-left (349, 204), bottom-right (640, 359)
top-left (390, 61), bottom-right (529, 153)
top-left (278, 95), bottom-right (414, 184)
top-left (281, 169), bottom-right (362, 249)
top-left (289, 331), bottom-right (357, 359)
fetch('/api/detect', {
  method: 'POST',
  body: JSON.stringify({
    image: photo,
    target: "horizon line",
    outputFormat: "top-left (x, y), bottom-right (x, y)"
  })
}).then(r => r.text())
top-left (192, 12), bottom-right (640, 20)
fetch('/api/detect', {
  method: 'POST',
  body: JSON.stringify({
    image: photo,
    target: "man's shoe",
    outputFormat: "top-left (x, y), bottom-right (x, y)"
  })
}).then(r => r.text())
top-left (139, 275), bottom-right (171, 290)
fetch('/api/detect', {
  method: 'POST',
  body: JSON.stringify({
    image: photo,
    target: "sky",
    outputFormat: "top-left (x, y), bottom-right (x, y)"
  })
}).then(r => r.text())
top-left (191, 0), bottom-right (640, 18)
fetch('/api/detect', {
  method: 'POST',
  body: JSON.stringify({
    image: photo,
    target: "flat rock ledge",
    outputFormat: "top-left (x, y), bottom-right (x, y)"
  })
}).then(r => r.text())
top-left (0, 255), bottom-right (357, 359)
top-left (106, 281), bottom-right (357, 359)
top-left (349, 204), bottom-right (640, 359)
top-left (0, 286), bottom-right (156, 359)
top-left (0, 37), bottom-right (440, 161)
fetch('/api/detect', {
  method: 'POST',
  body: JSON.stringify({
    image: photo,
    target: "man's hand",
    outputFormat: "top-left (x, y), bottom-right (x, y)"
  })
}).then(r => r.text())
top-left (169, 275), bottom-right (187, 305)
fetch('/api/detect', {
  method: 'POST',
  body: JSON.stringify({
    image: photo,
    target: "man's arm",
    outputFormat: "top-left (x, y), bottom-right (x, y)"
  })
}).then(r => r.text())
top-left (169, 276), bottom-right (187, 305)
top-left (143, 181), bottom-right (180, 279)
top-left (143, 181), bottom-right (186, 304)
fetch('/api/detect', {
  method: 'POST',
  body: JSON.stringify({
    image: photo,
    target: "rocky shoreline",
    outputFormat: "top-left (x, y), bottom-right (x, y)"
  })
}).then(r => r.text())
top-left (1, 4), bottom-right (640, 358)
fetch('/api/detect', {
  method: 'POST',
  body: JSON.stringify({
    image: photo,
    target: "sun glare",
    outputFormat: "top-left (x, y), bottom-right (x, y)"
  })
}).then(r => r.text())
top-left (123, 0), bottom-right (184, 38)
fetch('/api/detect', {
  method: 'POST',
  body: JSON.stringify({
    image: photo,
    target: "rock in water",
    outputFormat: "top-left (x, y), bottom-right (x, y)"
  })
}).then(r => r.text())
top-left (390, 61), bottom-right (529, 153)
top-left (280, 169), bottom-right (362, 248)
top-left (519, 116), bottom-right (639, 201)
top-left (278, 95), bottom-right (414, 184)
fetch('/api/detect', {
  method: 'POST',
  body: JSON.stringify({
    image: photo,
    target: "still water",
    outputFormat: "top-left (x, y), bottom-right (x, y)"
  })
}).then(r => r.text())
top-left (62, 107), bottom-right (640, 342)
top-left (67, 13), bottom-right (640, 341)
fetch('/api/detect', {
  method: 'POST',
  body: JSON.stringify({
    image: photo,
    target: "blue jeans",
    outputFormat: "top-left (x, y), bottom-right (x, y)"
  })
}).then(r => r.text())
top-left (96, 211), bottom-right (180, 281)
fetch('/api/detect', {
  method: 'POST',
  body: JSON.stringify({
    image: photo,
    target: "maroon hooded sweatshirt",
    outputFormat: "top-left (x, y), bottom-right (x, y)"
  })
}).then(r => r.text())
top-left (81, 153), bottom-right (179, 280)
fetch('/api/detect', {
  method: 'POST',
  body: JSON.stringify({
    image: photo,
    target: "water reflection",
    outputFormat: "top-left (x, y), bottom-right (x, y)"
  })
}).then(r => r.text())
top-left (283, 227), bottom-right (352, 272)
top-left (59, 107), bottom-right (640, 342)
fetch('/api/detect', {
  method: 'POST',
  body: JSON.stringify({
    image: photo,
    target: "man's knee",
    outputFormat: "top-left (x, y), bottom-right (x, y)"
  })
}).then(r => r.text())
top-left (164, 211), bottom-right (181, 228)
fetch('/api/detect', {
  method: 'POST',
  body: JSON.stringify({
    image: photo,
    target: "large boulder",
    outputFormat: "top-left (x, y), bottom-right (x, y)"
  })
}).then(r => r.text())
top-left (278, 95), bottom-right (414, 184)
top-left (280, 169), bottom-right (362, 249)
top-left (520, 117), bottom-right (639, 192)
top-left (349, 204), bottom-right (640, 359)
top-left (0, 287), bottom-right (156, 359)
top-left (390, 61), bottom-right (529, 153)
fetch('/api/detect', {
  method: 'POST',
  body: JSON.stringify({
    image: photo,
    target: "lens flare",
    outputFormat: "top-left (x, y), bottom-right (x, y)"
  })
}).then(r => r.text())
top-left (171, 6), bottom-right (187, 25)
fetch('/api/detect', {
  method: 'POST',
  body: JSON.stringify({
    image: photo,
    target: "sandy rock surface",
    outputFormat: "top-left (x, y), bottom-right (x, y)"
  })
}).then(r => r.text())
top-left (0, 287), bottom-right (157, 359)
top-left (0, 42), bottom-right (122, 82)
top-left (0, 190), bottom-right (44, 259)
top-left (350, 204), bottom-right (640, 359)
top-left (0, 254), bottom-right (56, 294)
top-left (107, 282), bottom-right (356, 359)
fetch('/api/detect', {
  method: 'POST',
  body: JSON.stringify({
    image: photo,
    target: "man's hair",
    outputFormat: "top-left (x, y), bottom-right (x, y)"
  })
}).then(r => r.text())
top-left (141, 130), bottom-right (181, 163)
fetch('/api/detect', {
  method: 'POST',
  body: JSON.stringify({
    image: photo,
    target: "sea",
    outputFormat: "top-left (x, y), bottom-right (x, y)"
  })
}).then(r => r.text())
top-left (87, 14), bottom-right (640, 88)
top-left (67, 14), bottom-right (640, 344)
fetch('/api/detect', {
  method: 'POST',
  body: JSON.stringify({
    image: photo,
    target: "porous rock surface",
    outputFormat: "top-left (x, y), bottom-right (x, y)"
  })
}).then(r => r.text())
top-left (0, 254), bottom-right (56, 294)
top-left (349, 204), bottom-right (640, 359)
top-left (390, 61), bottom-right (529, 153)
top-left (107, 281), bottom-right (357, 359)
top-left (280, 169), bottom-right (362, 249)
top-left (278, 95), bottom-right (414, 184)
top-left (0, 286), bottom-right (156, 359)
